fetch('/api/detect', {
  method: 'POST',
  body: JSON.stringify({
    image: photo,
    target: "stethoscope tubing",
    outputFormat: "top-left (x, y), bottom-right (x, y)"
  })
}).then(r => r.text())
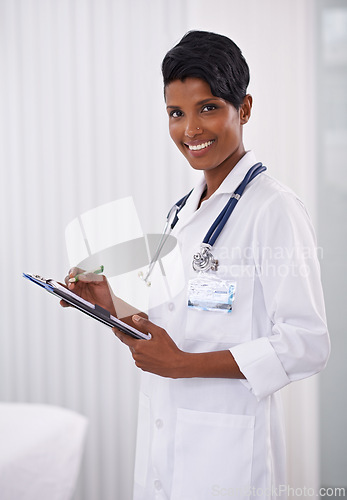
top-left (203, 162), bottom-right (266, 246)
top-left (141, 162), bottom-right (266, 284)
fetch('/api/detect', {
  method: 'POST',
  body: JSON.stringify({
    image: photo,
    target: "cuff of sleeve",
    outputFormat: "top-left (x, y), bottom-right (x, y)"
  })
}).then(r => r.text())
top-left (230, 337), bottom-right (291, 400)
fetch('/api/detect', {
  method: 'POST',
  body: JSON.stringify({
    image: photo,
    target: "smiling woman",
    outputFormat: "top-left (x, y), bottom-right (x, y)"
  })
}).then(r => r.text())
top-left (165, 78), bottom-right (252, 202)
top-left (127, 30), bottom-right (329, 499)
top-left (60, 30), bottom-right (330, 500)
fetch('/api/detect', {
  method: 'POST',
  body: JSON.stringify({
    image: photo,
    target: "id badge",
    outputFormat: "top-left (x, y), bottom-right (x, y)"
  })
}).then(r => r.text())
top-left (187, 274), bottom-right (236, 313)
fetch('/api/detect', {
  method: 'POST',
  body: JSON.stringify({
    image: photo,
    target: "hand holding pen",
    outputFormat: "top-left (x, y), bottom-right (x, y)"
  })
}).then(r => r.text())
top-left (68, 265), bottom-right (104, 284)
top-left (61, 265), bottom-right (117, 317)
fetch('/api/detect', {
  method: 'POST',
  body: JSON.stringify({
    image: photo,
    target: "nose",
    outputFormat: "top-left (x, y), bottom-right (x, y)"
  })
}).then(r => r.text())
top-left (185, 118), bottom-right (203, 138)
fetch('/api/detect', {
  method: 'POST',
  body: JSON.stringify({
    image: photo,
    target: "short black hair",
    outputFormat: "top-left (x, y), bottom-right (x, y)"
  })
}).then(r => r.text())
top-left (162, 31), bottom-right (250, 109)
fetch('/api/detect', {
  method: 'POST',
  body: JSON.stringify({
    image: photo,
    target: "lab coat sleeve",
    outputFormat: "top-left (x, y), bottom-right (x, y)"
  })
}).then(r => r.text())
top-left (230, 192), bottom-right (330, 400)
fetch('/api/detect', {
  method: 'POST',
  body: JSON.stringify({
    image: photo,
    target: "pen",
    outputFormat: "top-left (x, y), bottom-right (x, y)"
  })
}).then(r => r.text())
top-left (68, 265), bottom-right (104, 283)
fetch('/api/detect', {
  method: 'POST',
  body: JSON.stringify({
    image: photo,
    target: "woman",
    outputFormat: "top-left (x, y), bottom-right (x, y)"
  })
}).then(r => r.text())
top-left (65, 31), bottom-right (330, 499)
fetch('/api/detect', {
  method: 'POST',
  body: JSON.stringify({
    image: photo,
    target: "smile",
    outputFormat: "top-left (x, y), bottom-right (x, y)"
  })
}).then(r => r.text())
top-left (186, 140), bottom-right (215, 151)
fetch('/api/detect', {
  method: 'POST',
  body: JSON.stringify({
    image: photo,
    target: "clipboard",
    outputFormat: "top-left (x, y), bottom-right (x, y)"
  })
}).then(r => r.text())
top-left (23, 273), bottom-right (151, 340)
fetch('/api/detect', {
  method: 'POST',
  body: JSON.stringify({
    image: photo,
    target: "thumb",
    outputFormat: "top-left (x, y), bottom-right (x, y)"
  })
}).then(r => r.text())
top-left (78, 272), bottom-right (104, 283)
top-left (132, 315), bottom-right (161, 336)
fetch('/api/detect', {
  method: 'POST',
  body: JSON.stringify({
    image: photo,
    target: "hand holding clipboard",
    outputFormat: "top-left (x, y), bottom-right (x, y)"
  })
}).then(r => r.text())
top-left (23, 268), bottom-right (151, 340)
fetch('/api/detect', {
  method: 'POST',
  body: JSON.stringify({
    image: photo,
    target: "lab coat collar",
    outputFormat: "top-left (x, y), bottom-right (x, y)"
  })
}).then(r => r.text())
top-left (211, 150), bottom-right (258, 197)
top-left (174, 151), bottom-right (258, 232)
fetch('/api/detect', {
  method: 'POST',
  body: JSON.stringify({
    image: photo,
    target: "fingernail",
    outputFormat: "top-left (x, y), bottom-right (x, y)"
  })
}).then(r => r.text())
top-left (133, 315), bottom-right (141, 322)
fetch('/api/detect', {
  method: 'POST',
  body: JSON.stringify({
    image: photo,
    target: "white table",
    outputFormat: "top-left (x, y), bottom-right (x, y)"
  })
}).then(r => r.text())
top-left (0, 403), bottom-right (88, 500)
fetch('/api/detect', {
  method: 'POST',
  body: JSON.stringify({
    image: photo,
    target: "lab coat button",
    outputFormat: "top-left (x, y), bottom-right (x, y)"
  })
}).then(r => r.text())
top-left (168, 302), bottom-right (175, 311)
top-left (154, 480), bottom-right (162, 491)
top-left (155, 418), bottom-right (163, 429)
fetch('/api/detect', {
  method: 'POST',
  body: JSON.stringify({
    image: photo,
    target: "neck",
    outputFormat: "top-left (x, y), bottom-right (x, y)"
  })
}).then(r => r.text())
top-left (201, 149), bottom-right (247, 204)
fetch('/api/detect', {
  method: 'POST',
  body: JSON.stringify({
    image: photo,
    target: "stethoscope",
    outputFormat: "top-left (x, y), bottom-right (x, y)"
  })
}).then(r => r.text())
top-left (139, 162), bottom-right (266, 286)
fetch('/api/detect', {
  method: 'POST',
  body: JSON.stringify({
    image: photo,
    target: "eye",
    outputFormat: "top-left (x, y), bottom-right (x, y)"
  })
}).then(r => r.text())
top-left (169, 109), bottom-right (183, 118)
top-left (201, 104), bottom-right (217, 112)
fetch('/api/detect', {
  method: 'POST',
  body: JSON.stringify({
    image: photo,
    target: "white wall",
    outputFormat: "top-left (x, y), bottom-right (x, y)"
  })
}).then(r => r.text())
top-left (0, 1), bottom-right (325, 498)
top-left (316, 0), bottom-right (347, 489)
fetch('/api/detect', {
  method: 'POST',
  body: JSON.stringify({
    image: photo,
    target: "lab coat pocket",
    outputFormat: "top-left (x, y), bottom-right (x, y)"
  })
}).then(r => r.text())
top-left (134, 392), bottom-right (150, 488)
top-left (185, 265), bottom-right (255, 344)
top-left (171, 408), bottom-right (255, 500)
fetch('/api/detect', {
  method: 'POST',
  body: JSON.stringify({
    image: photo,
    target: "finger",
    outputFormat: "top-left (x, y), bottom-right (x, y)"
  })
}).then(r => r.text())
top-left (76, 272), bottom-right (104, 283)
top-left (64, 273), bottom-right (71, 286)
top-left (68, 267), bottom-right (85, 279)
top-left (64, 267), bottom-right (84, 286)
top-left (113, 328), bottom-right (138, 348)
top-left (59, 298), bottom-right (75, 309)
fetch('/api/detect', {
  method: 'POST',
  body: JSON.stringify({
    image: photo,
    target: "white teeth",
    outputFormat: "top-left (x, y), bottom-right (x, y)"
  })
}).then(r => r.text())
top-left (188, 140), bottom-right (214, 151)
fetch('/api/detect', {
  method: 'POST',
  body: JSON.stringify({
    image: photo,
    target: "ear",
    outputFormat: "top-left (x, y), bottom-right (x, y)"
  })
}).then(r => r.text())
top-left (239, 94), bottom-right (252, 124)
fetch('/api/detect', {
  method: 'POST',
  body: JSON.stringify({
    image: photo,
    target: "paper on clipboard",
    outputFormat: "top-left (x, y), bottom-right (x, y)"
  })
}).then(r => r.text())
top-left (22, 273), bottom-right (151, 340)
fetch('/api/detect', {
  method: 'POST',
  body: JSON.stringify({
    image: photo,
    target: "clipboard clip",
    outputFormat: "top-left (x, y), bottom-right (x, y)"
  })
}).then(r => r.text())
top-left (23, 273), bottom-right (54, 292)
top-left (94, 304), bottom-right (111, 319)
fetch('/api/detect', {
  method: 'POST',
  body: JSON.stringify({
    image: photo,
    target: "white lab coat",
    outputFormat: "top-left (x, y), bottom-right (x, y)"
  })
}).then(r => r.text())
top-left (133, 151), bottom-right (330, 500)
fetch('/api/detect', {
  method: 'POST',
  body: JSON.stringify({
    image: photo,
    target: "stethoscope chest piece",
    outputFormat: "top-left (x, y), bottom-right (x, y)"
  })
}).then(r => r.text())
top-left (192, 244), bottom-right (219, 272)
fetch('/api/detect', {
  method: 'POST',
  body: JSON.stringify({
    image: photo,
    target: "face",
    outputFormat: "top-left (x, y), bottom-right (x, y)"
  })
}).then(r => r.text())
top-left (165, 77), bottom-right (251, 180)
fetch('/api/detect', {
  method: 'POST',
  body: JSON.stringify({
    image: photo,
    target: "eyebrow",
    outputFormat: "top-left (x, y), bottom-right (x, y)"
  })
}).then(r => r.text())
top-left (166, 97), bottom-right (220, 109)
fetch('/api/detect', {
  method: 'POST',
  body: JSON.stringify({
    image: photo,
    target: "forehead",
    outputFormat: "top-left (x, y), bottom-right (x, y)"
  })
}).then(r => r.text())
top-left (165, 77), bottom-right (217, 104)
